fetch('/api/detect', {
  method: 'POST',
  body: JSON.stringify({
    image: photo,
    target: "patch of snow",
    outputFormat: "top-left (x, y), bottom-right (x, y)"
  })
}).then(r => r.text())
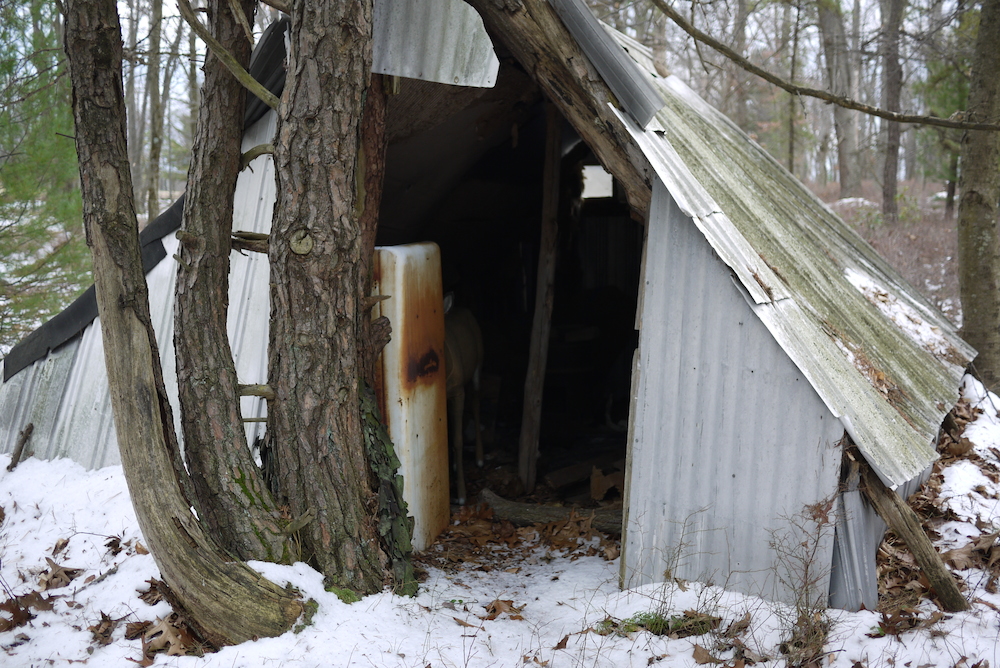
top-left (2, 375), bottom-right (1000, 667)
top-left (845, 267), bottom-right (952, 357)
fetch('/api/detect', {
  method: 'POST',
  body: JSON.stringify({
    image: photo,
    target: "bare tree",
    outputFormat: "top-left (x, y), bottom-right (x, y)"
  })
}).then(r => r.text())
top-left (818, 0), bottom-right (863, 197)
top-left (880, 0), bottom-right (907, 223)
top-left (958, 0), bottom-right (1000, 388)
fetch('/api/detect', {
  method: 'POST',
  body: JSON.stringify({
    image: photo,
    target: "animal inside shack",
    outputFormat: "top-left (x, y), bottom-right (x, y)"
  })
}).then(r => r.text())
top-left (0, 0), bottom-right (973, 611)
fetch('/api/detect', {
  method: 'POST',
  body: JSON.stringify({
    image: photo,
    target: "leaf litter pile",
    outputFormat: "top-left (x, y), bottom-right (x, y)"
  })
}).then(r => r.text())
top-left (0, 375), bottom-right (999, 667)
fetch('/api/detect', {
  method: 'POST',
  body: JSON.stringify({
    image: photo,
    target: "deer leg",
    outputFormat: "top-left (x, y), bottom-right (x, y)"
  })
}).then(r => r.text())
top-left (472, 367), bottom-right (483, 467)
top-left (451, 387), bottom-right (466, 505)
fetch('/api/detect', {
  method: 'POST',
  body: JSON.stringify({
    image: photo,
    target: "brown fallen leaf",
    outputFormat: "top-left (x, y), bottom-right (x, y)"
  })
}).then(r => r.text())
top-left (553, 634), bottom-right (569, 650)
top-left (126, 620), bottom-right (153, 640)
top-left (482, 599), bottom-right (525, 621)
top-left (38, 557), bottom-right (82, 591)
top-left (692, 644), bottom-right (724, 665)
top-left (51, 537), bottom-right (70, 556)
top-left (89, 611), bottom-right (118, 646)
top-left (453, 616), bottom-right (480, 629)
top-left (145, 615), bottom-right (191, 656)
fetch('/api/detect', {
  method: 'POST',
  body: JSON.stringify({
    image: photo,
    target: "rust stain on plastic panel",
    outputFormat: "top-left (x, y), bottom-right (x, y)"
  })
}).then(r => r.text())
top-left (374, 243), bottom-right (449, 551)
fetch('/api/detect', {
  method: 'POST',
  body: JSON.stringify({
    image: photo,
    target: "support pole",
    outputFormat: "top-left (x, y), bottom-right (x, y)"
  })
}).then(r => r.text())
top-left (859, 457), bottom-right (970, 611)
top-left (518, 102), bottom-right (562, 492)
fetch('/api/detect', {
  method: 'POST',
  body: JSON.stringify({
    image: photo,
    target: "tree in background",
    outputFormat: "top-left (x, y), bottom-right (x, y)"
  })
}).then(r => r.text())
top-left (0, 0), bottom-right (90, 354)
top-left (957, 0), bottom-right (1000, 389)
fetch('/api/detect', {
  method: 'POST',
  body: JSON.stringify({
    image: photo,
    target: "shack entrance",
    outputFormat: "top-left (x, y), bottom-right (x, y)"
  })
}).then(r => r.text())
top-left (377, 63), bottom-right (643, 510)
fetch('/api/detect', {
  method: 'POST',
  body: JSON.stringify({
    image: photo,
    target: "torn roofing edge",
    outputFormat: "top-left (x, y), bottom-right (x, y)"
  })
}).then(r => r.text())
top-left (3, 22), bottom-right (287, 383)
top-left (616, 93), bottom-right (966, 488)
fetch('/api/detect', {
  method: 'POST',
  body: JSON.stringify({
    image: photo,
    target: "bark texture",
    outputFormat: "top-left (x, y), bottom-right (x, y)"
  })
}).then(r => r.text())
top-left (146, 0), bottom-right (163, 222)
top-left (174, 0), bottom-right (287, 561)
top-left (958, 0), bottom-right (1000, 389)
top-left (268, 0), bottom-right (412, 594)
top-left (879, 0), bottom-right (905, 223)
top-left (63, 0), bottom-right (300, 644)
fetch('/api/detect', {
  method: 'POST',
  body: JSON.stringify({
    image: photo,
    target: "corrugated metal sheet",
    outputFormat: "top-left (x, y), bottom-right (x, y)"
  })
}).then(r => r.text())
top-left (372, 0), bottom-right (499, 88)
top-left (548, 0), bottom-right (663, 127)
top-left (0, 108), bottom-right (451, 549)
top-left (609, 35), bottom-right (973, 490)
top-left (0, 110), bottom-right (279, 468)
top-left (623, 181), bottom-right (845, 604)
top-left (373, 243), bottom-right (450, 551)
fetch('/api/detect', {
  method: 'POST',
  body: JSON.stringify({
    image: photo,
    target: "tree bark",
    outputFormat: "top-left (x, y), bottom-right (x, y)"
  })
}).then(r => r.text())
top-left (817, 0), bottom-right (862, 198)
top-left (879, 0), bottom-right (905, 224)
top-left (146, 0), bottom-right (163, 222)
top-left (63, 0), bottom-right (300, 645)
top-left (174, 0), bottom-right (288, 562)
top-left (268, 0), bottom-right (413, 595)
top-left (958, 0), bottom-right (1000, 389)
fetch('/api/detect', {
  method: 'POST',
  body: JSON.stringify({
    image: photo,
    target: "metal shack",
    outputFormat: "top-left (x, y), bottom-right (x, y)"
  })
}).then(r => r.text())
top-left (0, 0), bottom-right (974, 611)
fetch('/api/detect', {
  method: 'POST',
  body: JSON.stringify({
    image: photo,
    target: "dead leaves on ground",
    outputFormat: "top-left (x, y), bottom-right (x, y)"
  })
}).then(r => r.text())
top-left (878, 402), bottom-right (1000, 612)
top-left (482, 598), bottom-right (525, 621)
top-left (415, 504), bottom-right (620, 574)
top-left (38, 557), bottom-right (82, 591)
top-left (127, 613), bottom-right (203, 665)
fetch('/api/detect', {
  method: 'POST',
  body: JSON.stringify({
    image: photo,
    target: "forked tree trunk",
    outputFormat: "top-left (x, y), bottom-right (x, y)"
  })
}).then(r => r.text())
top-left (267, 0), bottom-right (413, 595)
top-left (174, 0), bottom-right (288, 561)
top-left (958, 0), bottom-right (1000, 389)
top-left (63, 0), bottom-right (300, 645)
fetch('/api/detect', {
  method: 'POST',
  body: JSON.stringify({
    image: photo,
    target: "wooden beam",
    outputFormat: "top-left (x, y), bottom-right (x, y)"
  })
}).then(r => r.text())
top-left (518, 103), bottom-right (561, 492)
top-left (858, 457), bottom-right (970, 611)
top-left (467, 0), bottom-right (652, 219)
top-left (482, 488), bottom-right (621, 535)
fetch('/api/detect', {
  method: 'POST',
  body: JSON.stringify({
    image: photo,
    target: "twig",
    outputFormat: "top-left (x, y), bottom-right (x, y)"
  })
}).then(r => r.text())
top-left (7, 423), bottom-right (33, 472)
top-left (650, 0), bottom-right (1000, 132)
top-left (177, 0), bottom-right (279, 110)
top-left (241, 143), bottom-right (274, 170)
top-left (226, 0), bottom-right (254, 44)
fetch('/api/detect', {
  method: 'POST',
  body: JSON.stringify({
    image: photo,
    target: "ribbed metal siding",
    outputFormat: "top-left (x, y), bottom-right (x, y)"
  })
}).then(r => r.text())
top-left (0, 111), bottom-right (279, 468)
top-left (372, 0), bottom-right (499, 88)
top-left (623, 181), bottom-right (844, 604)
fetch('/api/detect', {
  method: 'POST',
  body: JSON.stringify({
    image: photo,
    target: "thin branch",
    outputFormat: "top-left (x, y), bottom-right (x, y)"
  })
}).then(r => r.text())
top-left (227, 0), bottom-right (255, 44)
top-left (177, 0), bottom-right (279, 110)
top-left (650, 0), bottom-right (1000, 132)
top-left (241, 142), bottom-right (274, 169)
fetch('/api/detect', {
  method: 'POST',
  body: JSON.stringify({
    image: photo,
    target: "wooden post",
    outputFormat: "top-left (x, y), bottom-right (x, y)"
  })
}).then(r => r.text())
top-left (859, 457), bottom-right (970, 612)
top-left (518, 102), bottom-right (562, 492)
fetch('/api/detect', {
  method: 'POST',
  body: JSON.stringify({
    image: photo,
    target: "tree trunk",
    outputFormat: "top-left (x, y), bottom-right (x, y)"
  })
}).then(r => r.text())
top-left (146, 0), bottom-right (163, 223)
top-left (267, 0), bottom-right (413, 595)
top-left (958, 0), bottom-right (1000, 389)
top-left (880, 0), bottom-right (905, 224)
top-left (188, 20), bottom-right (198, 147)
top-left (817, 0), bottom-right (862, 198)
top-left (173, 0), bottom-right (288, 562)
top-left (62, 0), bottom-right (300, 645)
top-left (730, 0), bottom-right (749, 131)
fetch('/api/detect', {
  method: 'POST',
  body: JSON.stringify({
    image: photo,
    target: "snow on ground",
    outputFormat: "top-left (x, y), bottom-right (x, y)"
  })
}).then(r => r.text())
top-left (2, 379), bottom-right (1000, 667)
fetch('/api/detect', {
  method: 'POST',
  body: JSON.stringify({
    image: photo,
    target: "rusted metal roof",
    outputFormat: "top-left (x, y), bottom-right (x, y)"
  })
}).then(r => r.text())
top-left (611, 30), bottom-right (973, 490)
